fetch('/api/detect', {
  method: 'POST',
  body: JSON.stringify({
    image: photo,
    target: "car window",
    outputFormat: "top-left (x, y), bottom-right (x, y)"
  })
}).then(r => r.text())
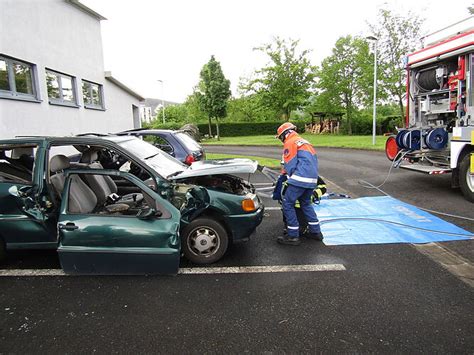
top-left (176, 132), bottom-right (201, 151)
top-left (48, 145), bottom-right (82, 163)
top-left (115, 138), bottom-right (186, 178)
top-left (148, 135), bottom-right (168, 146)
top-left (142, 134), bottom-right (174, 154)
top-left (65, 172), bottom-right (170, 218)
top-left (48, 143), bottom-right (156, 187)
top-left (0, 144), bottom-right (38, 184)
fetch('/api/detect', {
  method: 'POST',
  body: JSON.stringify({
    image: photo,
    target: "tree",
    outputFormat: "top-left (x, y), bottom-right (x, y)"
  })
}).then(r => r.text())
top-left (197, 56), bottom-right (231, 140)
top-left (316, 35), bottom-right (373, 134)
top-left (241, 37), bottom-right (316, 121)
top-left (184, 91), bottom-right (208, 123)
top-left (227, 94), bottom-right (277, 122)
top-left (155, 104), bottom-right (188, 123)
top-left (369, 9), bottom-right (424, 120)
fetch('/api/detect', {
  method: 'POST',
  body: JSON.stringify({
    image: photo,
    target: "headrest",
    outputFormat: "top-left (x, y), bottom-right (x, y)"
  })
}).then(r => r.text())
top-left (11, 147), bottom-right (33, 159)
top-left (50, 155), bottom-right (70, 173)
top-left (80, 150), bottom-right (99, 163)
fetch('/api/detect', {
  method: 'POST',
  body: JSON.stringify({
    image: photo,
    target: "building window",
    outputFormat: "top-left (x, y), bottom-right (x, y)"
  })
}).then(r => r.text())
top-left (0, 55), bottom-right (39, 102)
top-left (45, 69), bottom-right (78, 107)
top-left (82, 80), bottom-right (104, 110)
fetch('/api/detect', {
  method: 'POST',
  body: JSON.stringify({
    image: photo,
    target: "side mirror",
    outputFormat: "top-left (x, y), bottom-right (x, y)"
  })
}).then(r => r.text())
top-left (8, 185), bottom-right (19, 197)
top-left (8, 185), bottom-right (31, 197)
top-left (136, 208), bottom-right (162, 220)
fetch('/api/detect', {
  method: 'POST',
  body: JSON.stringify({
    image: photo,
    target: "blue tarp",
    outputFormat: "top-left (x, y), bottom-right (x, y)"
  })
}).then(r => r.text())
top-left (315, 196), bottom-right (472, 246)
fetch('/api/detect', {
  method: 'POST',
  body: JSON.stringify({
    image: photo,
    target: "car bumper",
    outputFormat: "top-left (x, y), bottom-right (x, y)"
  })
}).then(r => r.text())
top-left (224, 205), bottom-right (265, 242)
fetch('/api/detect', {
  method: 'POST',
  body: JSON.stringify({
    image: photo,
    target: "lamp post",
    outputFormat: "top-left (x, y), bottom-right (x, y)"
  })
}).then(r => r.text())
top-left (366, 36), bottom-right (378, 145)
top-left (157, 79), bottom-right (165, 124)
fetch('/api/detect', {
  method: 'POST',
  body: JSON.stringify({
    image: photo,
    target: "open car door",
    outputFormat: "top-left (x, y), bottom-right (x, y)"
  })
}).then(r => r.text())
top-left (57, 170), bottom-right (182, 275)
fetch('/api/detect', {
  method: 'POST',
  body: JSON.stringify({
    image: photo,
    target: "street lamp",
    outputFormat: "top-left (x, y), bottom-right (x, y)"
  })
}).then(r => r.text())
top-left (366, 35), bottom-right (378, 146)
top-left (157, 79), bottom-right (165, 124)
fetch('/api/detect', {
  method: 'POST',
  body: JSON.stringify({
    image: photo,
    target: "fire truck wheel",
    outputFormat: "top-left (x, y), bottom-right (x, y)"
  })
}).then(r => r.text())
top-left (459, 151), bottom-right (474, 203)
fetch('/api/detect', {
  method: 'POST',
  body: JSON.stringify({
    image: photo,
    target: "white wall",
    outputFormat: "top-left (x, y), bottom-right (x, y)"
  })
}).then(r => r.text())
top-left (0, 0), bottom-right (138, 138)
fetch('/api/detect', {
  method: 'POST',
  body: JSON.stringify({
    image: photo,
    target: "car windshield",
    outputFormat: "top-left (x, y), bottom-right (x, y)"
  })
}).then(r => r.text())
top-left (176, 132), bottom-right (201, 151)
top-left (117, 138), bottom-right (186, 178)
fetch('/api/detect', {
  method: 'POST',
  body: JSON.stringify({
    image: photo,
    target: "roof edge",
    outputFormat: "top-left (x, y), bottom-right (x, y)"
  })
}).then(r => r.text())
top-left (66, 0), bottom-right (107, 21)
top-left (105, 71), bottom-right (145, 101)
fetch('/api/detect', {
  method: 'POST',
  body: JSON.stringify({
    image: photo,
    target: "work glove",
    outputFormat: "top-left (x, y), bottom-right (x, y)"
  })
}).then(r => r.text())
top-left (272, 174), bottom-right (288, 200)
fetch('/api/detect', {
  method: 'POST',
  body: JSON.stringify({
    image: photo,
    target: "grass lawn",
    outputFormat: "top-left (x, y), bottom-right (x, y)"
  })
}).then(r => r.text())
top-left (203, 134), bottom-right (388, 151)
top-left (206, 153), bottom-right (281, 169)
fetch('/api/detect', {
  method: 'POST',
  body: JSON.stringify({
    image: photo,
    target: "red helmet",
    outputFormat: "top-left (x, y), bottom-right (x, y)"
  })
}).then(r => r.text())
top-left (276, 122), bottom-right (296, 139)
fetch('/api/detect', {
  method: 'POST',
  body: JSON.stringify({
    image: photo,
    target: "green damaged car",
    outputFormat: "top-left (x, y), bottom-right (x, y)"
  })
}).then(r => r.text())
top-left (0, 136), bottom-right (264, 274)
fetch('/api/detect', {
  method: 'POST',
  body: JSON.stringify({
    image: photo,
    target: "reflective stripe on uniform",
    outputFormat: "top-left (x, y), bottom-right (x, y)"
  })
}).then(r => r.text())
top-left (287, 226), bottom-right (299, 230)
top-left (290, 174), bottom-right (318, 184)
top-left (308, 221), bottom-right (319, 225)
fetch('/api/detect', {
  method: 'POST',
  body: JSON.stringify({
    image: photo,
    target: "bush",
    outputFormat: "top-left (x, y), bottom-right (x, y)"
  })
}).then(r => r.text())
top-left (150, 120), bottom-right (311, 137)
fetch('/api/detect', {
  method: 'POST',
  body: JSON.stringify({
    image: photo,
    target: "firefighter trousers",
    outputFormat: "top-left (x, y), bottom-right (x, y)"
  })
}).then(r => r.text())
top-left (282, 184), bottom-right (321, 238)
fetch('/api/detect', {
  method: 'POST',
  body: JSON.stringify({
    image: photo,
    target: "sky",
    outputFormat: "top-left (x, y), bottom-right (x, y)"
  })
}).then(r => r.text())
top-left (83, 0), bottom-right (472, 103)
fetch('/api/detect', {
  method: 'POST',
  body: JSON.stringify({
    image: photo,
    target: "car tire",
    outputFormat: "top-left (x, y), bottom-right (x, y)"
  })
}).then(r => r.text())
top-left (459, 151), bottom-right (474, 203)
top-left (181, 218), bottom-right (229, 264)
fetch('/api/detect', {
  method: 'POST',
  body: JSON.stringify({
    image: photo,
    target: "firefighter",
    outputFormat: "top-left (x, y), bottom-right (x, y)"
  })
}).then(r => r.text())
top-left (273, 170), bottom-right (327, 236)
top-left (275, 122), bottom-right (323, 245)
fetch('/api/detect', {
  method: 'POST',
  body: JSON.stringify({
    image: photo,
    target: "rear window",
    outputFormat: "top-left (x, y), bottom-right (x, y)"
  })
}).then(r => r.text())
top-left (176, 132), bottom-right (201, 151)
top-left (0, 144), bottom-right (38, 183)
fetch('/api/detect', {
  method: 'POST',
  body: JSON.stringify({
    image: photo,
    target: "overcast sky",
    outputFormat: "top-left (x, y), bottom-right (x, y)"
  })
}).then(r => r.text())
top-left (83, 0), bottom-right (472, 103)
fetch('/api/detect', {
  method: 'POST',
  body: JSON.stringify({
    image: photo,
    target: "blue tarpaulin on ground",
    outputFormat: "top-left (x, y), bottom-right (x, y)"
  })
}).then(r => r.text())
top-left (315, 196), bottom-right (472, 246)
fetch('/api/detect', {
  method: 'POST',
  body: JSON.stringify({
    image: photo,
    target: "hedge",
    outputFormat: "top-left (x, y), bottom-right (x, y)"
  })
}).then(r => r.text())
top-left (150, 120), bottom-right (311, 137)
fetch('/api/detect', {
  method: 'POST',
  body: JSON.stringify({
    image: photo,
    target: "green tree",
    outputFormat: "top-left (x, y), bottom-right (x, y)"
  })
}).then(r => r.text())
top-left (197, 56), bottom-right (231, 140)
top-left (241, 37), bottom-right (316, 121)
top-left (316, 35), bottom-right (373, 134)
top-left (227, 94), bottom-right (277, 122)
top-left (155, 104), bottom-right (188, 123)
top-left (369, 8), bottom-right (424, 120)
top-left (184, 91), bottom-right (207, 123)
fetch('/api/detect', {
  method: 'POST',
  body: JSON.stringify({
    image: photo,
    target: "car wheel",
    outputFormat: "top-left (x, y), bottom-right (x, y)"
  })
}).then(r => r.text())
top-left (459, 151), bottom-right (474, 203)
top-left (182, 218), bottom-right (229, 264)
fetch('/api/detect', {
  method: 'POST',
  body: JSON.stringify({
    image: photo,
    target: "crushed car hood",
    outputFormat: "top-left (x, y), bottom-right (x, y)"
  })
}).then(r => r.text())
top-left (170, 158), bottom-right (258, 180)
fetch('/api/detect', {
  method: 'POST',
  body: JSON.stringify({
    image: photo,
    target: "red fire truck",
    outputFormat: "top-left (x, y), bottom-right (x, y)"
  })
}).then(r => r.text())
top-left (385, 16), bottom-right (474, 202)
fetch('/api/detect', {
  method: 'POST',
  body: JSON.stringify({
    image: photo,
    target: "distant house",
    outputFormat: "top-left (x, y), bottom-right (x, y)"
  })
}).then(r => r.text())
top-left (0, 0), bottom-right (144, 139)
top-left (140, 98), bottom-right (179, 124)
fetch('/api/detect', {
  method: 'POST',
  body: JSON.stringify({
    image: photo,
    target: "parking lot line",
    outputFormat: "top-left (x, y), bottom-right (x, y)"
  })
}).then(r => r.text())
top-left (0, 264), bottom-right (346, 277)
top-left (0, 269), bottom-right (66, 276)
top-left (178, 264), bottom-right (346, 274)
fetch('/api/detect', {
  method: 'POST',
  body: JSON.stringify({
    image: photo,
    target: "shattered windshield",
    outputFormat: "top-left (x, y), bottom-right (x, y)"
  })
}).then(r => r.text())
top-left (117, 138), bottom-right (186, 178)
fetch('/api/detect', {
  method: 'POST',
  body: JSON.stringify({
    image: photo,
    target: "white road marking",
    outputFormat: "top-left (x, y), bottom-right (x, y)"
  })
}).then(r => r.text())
top-left (264, 207), bottom-right (281, 210)
top-left (0, 269), bottom-right (66, 277)
top-left (178, 264), bottom-right (346, 274)
top-left (0, 264), bottom-right (346, 277)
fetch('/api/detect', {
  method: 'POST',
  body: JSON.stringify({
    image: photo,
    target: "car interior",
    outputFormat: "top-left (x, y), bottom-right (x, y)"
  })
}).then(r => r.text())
top-left (48, 145), bottom-right (161, 217)
top-left (0, 145), bottom-right (37, 184)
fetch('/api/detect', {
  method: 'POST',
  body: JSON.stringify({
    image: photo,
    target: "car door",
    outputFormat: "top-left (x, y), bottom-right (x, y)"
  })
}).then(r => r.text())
top-left (57, 170), bottom-right (182, 275)
top-left (0, 142), bottom-right (57, 247)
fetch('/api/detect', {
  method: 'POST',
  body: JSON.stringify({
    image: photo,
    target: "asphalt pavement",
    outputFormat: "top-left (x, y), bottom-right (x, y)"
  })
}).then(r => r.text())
top-left (1, 146), bottom-right (473, 353)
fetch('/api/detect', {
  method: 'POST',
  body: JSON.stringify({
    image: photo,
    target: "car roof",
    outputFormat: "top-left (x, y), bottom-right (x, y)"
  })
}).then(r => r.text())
top-left (121, 129), bottom-right (186, 135)
top-left (1, 135), bottom-right (137, 145)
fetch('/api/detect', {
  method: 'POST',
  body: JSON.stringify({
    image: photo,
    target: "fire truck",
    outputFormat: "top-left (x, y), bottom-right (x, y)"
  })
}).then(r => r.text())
top-left (385, 16), bottom-right (474, 202)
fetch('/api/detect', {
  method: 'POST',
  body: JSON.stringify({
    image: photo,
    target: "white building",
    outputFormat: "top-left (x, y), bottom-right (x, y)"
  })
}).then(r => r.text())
top-left (0, 0), bottom-right (144, 139)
